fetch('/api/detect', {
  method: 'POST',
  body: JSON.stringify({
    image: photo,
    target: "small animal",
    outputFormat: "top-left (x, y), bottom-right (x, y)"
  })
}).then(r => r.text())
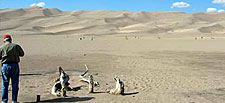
top-left (109, 76), bottom-right (124, 95)
top-left (51, 66), bottom-right (70, 97)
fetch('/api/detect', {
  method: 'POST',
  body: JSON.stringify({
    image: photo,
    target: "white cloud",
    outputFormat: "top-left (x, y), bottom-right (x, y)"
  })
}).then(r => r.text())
top-left (212, 0), bottom-right (225, 5)
top-left (218, 9), bottom-right (225, 12)
top-left (171, 2), bottom-right (191, 8)
top-left (207, 8), bottom-right (217, 12)
top-left (36, 2), bottom-right (45, 7)
top-left (30, 3), bottom-right (36, 7)
top-left (30, 2), bottom-right (45, 7)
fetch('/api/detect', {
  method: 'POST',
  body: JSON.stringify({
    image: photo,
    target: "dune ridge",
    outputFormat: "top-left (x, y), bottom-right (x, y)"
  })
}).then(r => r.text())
top-left (0, 7), bottom-right (225, 35)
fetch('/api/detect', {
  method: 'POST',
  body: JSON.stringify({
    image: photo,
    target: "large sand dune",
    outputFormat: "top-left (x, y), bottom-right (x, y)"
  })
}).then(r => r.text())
top-left (1, 7), bottom-right (225, 35)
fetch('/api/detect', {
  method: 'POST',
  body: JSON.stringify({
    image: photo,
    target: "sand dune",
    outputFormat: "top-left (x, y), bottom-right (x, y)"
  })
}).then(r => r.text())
top-left (199, 24), bottom-right (225, 33)
top-left (193, 12), bottom-right (225, 23)
top-left (1, 7), bottom-right (225, 35)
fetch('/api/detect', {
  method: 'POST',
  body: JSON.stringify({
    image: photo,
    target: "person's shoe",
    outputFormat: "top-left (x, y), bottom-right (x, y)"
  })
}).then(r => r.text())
top-left (12, 101), bottom-right (17, 103)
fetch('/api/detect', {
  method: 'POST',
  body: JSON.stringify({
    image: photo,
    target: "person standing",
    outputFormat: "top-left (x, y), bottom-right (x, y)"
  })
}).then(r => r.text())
top-left (0, 34), bottom-right (24, 103)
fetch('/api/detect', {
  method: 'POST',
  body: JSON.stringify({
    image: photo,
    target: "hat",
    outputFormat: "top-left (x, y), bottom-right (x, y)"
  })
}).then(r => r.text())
top-left (3, 34), bottom-right (12, 41)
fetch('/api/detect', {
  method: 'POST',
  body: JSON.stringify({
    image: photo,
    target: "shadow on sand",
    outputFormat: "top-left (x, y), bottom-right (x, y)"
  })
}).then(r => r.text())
top-left (92, 91), bottom-right (139, 95)
top-left (0, 73), bottom-right (42, 77)
top-left (40, 97), bottom-right (94, 102)
top-left (19, 73), bottom-right (42, 76)
top-left (67, 86), bottom-right (82, 92)
top-left (122, 92), bottom-right (139, 96)
top-left (92, 91), bottom-right (109, 94)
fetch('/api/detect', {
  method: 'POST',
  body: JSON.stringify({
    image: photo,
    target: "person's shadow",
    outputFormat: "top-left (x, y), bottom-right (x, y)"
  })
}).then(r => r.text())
top-left (40, 97), bottom-right (94, 102)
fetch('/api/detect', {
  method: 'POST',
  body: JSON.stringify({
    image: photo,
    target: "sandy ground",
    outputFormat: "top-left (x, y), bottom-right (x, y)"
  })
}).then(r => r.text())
top-left (1, 7), bottom-right (225, 103)
top-left (0, 34), bottom-right (225, 103)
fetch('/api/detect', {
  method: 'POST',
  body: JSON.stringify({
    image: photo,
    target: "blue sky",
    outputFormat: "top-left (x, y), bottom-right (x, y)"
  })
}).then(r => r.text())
top-left (0, 0), bottom-right (225, 13)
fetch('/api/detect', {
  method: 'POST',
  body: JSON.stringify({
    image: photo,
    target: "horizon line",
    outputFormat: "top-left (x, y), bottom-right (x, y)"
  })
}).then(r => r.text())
top-left (1, 7), bottom-right (224, 14)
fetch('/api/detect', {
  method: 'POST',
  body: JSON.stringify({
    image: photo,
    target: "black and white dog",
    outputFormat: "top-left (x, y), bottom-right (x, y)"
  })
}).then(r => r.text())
top-left (51, 66), bottom-right (71, 97)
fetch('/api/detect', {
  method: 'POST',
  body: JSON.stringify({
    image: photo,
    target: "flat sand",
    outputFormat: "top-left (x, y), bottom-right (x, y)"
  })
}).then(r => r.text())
top-left (0, 35), bottom-right (225, 103)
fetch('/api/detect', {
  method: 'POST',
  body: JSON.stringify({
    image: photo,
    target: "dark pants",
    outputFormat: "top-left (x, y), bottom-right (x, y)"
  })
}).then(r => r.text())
top-left (1, 63), bottom-right (19, 103)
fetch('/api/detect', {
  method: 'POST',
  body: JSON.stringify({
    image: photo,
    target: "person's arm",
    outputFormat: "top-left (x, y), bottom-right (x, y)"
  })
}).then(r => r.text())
top-left (16, 45), bottom-right (24, 57)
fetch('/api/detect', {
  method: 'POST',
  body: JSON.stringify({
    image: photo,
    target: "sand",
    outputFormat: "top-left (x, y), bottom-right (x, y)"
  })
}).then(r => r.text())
top-left (0, 7), bottom-right (225, 103)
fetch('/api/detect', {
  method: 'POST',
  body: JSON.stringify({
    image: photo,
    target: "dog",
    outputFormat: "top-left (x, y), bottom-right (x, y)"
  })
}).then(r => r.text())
top-left (51, 66), bottom-right (70, 97)
top-left (109, 76), bottom-right (124, 95)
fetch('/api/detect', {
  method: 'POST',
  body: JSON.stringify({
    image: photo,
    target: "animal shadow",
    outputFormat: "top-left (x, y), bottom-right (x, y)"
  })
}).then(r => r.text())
top-left (68, 86), bottom-right (82, 91)
top-left (122, 92), bottom-right (139, 96)
top-left (92, 91), bottom-right (108, 94)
